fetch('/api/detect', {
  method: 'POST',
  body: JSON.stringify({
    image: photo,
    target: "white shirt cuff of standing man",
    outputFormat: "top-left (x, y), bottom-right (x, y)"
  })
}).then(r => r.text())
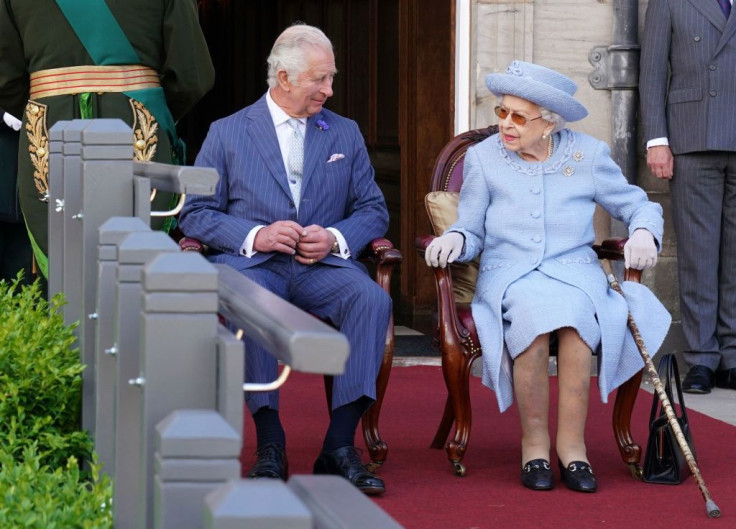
top-left (3, 112), bottom-right (22, 131)
top-left (646, 137), bottom-right (669, 149)
top-left (241, 226), bottom-right (350, 259)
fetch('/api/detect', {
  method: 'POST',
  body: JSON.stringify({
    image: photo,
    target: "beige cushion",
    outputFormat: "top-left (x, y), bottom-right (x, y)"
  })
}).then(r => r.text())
top-left (424, 191), bottom-right (479, 304)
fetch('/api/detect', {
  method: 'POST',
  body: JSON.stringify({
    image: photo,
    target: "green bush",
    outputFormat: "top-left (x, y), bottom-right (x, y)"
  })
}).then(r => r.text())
top-left (0, 276), bottom-right (111, 527)
top-left (0, 276), bottom-right (92, 467)
top-left (0, 447), bottom-right (112, 528)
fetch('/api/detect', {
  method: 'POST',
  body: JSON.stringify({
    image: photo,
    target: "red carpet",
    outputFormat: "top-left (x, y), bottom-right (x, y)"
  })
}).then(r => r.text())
top-left (241, 365), bottom-right (735, 528)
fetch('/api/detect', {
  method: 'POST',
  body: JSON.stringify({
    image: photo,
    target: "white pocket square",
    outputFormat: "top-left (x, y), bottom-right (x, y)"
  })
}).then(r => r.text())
top-left (327, 153), bottom-right (345, 163)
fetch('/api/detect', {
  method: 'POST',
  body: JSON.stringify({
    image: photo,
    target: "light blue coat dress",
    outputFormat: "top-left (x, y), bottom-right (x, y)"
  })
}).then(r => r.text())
top-left (448, 129), bottom-right (671, 412)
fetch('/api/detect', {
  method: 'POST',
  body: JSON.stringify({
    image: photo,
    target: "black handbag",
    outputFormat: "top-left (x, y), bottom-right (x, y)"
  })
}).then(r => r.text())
top-left (642, 353), bottom-right (696, 484)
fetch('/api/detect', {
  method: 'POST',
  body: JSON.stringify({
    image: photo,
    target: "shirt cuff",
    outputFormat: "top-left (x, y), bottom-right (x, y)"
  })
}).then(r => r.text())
top-left (646, 137), bottom-right (669, 149)
top-left (241, 225), bottom-right (265, 257)
top-left (326, 227), bottom-right (351, 259)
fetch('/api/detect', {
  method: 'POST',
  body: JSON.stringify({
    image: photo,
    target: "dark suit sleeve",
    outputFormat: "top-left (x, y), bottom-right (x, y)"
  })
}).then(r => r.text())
top-left (161, 0), bottom-right (215, 121)
top-left (0, 2), bottom-right (29, 119)
top-left (639, 0), bottom-right (672, 143)
top-left (179, 122), bottom-right (257, 254)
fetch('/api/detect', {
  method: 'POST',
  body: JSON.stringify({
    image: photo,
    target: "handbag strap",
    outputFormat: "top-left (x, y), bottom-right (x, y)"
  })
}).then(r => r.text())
top-left (648, 354), bottom-right (690, 424)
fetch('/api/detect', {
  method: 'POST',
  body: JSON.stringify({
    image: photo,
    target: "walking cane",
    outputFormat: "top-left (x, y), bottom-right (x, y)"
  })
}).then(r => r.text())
top-left (607, 273), bottom-right (720, 518)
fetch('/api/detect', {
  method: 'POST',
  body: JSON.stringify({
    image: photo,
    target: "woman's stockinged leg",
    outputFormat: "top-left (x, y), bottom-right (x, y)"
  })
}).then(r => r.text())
top-left (555, 327), bottom-right (591, 466)
top-left (513, 333), bottom-right (551, 465)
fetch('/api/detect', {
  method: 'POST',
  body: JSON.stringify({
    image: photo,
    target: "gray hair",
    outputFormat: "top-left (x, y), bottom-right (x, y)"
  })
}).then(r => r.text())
top-left (495, 97), bottom-right (566, 133)
top-left (267, 24), bottom-right (334, 88)
top-left (539, 107), bottom-right (566, 133)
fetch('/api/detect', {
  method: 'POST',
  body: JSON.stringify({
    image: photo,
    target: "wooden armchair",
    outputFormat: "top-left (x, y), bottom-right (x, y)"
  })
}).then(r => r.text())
top-left (414, 126), bottom-right (645, 477)
top-left (179, 235), bottom-right (402, 471)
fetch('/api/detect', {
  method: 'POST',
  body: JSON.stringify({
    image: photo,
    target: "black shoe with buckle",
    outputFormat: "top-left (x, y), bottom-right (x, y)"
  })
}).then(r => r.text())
top-left (247, 442), bottom-right (288, 480)
top-left (559, 460), bottom-right (597, 493)
top-left (313, 445), bottom-right (386, 495)
top-left (521, 459), bottom-right (554, 490)
top-left (682, 365), bottom-right (715, 394)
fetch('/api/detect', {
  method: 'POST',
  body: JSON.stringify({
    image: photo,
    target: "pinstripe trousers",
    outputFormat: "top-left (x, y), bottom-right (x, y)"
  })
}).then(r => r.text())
top-left (238, 252), bottom-right (391, 415)
top-left (672, 152), bottom-right (736, 371)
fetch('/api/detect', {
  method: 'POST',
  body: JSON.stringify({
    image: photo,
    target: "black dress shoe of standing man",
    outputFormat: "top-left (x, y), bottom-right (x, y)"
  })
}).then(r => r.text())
top-left (247, 443), bottom-right (288, 480)
top-left (682, 365), bottom-right (715, 394)
top-left (314, 446), bottom-right (386, 495)
top-left (715, 368), bottom-right (736, 390)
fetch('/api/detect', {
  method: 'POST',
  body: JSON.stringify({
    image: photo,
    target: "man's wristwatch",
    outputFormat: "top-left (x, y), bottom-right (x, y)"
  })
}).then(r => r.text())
top-left (331, 238), bottom-right (340, 254)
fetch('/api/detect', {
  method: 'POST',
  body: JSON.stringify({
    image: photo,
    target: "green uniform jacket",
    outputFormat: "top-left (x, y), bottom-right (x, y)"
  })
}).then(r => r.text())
top-left (0, 0), bottom-right (215, 272)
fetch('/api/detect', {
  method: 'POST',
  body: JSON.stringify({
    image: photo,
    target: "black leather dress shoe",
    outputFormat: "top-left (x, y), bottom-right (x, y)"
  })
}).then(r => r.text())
top-left (682, 365), bottom-right (715, 394)
top-left (521, 459), bottom-right (554, 490)
top-left (559, 460), bottom-right (597, 493)
top-left (247, 443), bottom-right (288, 480)
top-left (715, 367), bottom-right (736, 390)
top-left (313, 446), bottom-right (386, 495)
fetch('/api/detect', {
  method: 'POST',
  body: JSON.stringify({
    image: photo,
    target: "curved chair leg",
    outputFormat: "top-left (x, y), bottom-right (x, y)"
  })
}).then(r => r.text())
top-left (431, 395), bottom-right (454, 449)
top-left (361, 318), bottom-right (394, 472)
top-left (443, 345), bottom-right (478, 477)
top-left (613, 368), bottom-right (644, 479)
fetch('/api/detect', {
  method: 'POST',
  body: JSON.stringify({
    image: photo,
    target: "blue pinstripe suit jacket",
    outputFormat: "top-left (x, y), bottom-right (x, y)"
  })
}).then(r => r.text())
top-left (640, 0), bottom-right (736, 154)
top-left (179, 94), bottom-right (389, 272)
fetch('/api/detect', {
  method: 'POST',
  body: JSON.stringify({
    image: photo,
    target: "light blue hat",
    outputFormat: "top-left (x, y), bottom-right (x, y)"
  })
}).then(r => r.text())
top-left (485, 60), bottom-right (588, 122)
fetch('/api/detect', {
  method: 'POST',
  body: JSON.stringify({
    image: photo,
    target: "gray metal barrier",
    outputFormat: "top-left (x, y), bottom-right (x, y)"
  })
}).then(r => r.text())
top-left (46, 119), bottom-right (402, 528)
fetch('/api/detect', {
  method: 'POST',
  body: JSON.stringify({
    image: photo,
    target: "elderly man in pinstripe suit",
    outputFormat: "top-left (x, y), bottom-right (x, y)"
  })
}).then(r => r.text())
top-left (179, 24), bottom-right (390, 494)
top-left (640, 0), bottom-right (736, 394)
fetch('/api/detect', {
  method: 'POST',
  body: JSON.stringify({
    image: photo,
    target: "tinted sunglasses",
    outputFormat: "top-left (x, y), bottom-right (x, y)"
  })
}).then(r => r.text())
top-left (494, 106), bottom-right (543, 126)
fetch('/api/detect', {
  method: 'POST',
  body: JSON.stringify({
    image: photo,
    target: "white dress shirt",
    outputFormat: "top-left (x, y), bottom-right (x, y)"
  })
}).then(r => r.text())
top-left (240, 90), bottom-right (349, 259)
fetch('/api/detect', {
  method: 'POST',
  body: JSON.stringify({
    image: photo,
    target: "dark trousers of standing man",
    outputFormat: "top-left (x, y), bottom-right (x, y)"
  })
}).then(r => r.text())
top-left (0, 221), bottom-right (33, 284)
top-left (0, 120), bottom-right (33, 285)
top-left (673, 152), bottom-right (736, 373)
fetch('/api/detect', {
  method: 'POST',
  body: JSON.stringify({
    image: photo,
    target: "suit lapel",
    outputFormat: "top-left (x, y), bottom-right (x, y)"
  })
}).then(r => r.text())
top-left (301, 112), bottom-right (330, 195)
top-left (245, 95), bottom-right (292, 198)
top-left (687, 0), bottom-right (728, 32)
top-left (717, 10), bottom-right (736, 54)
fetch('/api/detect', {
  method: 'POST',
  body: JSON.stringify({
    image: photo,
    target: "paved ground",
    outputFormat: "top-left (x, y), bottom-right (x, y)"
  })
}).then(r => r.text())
top-left (394, 326), bottom-right (736, 427)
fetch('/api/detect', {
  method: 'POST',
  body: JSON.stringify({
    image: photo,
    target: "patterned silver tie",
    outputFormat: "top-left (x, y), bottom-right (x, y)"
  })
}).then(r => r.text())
top-left (287, 118), bottom-right (304, 208)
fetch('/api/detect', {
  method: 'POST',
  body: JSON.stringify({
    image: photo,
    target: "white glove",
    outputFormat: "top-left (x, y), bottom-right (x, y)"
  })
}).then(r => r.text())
top-left (624, 229), bottom-right (657, 270)
top-left (3, 112), bottom-right (21, 131)
top-left (425, 232), bottom-right (465, 268)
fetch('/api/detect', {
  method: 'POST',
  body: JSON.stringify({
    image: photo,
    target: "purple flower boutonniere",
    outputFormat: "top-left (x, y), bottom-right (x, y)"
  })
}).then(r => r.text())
top-left (316, 119), bottom-right (329, 131)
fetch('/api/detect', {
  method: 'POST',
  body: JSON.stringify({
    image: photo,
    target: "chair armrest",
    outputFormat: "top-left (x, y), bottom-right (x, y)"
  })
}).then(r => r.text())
top-left (414, 234), bottom-right (435, 253)
top-left (359, 238), bottom-right (402, 294)
top-left (593, 237), bottom-right (627, 261)
top-left (359, 237), bottom-right (403, 266)
top-left (179, 236), bottom-right (205, 253)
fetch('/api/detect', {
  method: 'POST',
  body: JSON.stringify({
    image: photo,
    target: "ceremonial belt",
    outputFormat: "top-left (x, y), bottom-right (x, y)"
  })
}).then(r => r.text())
top-left (29, 65), bottom-right (161, 100)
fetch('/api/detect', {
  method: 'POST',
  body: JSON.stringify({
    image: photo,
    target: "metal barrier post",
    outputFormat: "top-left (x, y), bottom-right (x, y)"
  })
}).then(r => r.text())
top-left (155, 410), bottom-right (241, 529)
top-left (137, 251), bottom-right (219, 528)
top-left (112, 231), bottom-right (180, 528)
top-left (95, 217), bottom-right (151, 475)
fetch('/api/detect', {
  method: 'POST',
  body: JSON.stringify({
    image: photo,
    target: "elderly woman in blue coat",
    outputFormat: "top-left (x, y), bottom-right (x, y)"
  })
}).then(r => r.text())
top-left (426, 61), bottom-right (671, 493)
